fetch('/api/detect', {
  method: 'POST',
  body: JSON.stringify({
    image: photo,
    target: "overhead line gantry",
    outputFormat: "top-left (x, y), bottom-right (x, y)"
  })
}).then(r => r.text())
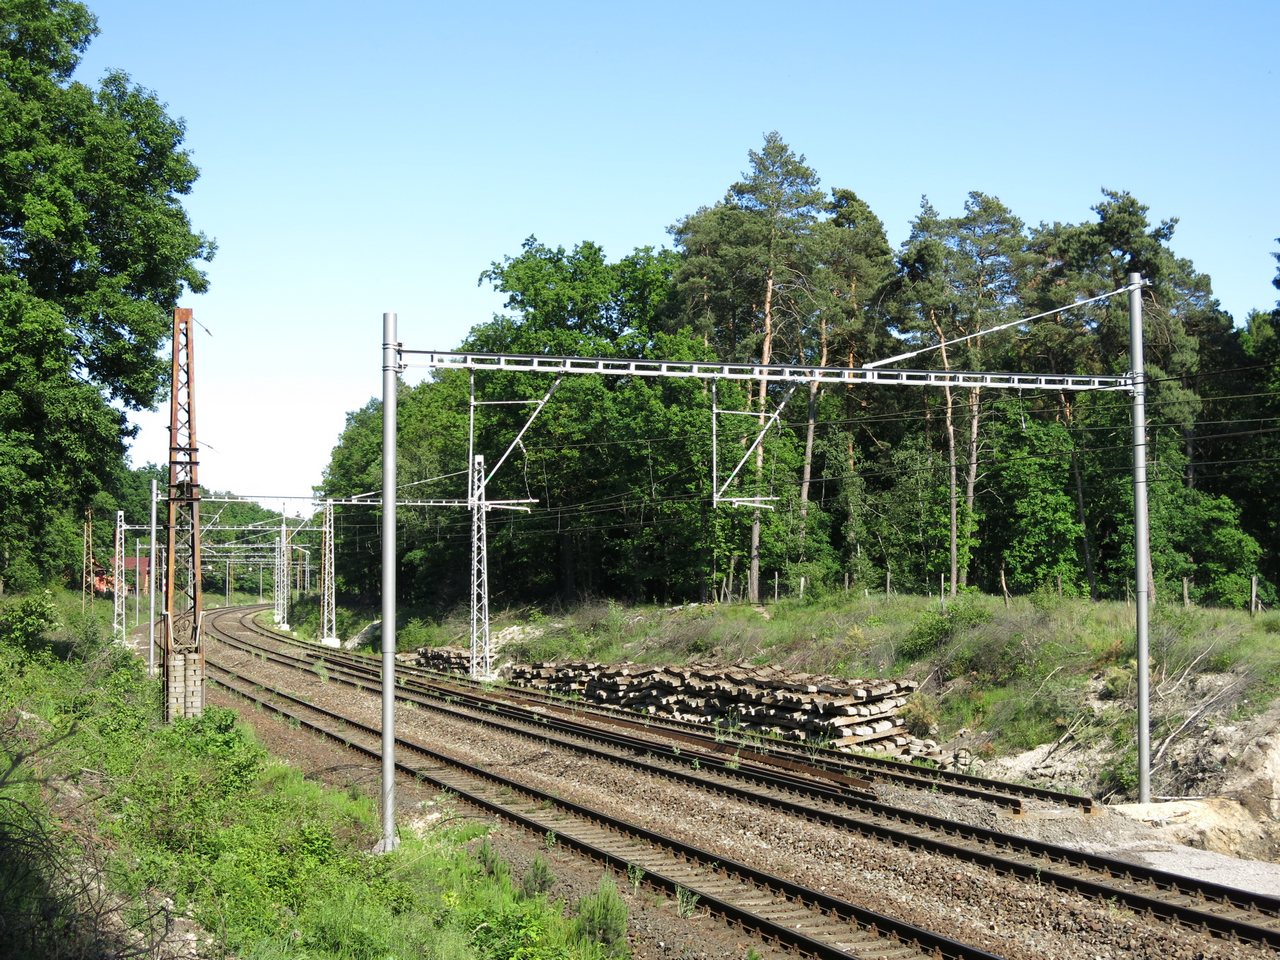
top-left (373, 278), bottom-right (1156, 857)
top-left (406, 350), bottom-right (1131, 393)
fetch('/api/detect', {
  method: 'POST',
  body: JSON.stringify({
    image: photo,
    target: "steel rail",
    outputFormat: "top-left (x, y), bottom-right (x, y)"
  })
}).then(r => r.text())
top-left (209, 607), bottom-right (1280, 946)
top-left (459, 671), bottom-right (1079, 808)
top-left (224, 608), bottom-right (981, 807)
top-left (205, 655), bottom-right (1000, 960)
top-left (209, 626), bottom-right (883, 814)
top-left (233, 606), bottom-right (1047, 811)
top-left (417, 665), bottom-right (1040, 812)
top-left (276, 623), bottom-right (1076, 812)
top-left (351, 640), bottom-right (1075, 813)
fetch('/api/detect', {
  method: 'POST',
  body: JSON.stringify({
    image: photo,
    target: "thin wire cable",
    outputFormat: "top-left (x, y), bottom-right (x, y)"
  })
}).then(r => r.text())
top-left (864, 284), bottom-right (1134, 368)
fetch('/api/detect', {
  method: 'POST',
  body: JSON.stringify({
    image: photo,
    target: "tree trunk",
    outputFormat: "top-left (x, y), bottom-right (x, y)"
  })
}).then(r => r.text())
top-left (931, 312), bottom-right (959, 598)
top-left (1061, 393), bottom-right (1098, 601)
top-left (799, 316), bottom-right (829, 528)
top-left (749, 269), bottom-right (776, 605)
top-left (960, 385), bottom-right (982, 588)
top-left (1070, 449), bottom-right (1098, 601)
top-left (558, 531), bottom-right (576, 602)
top-left (1184, 426), bottom-right (1196, 489)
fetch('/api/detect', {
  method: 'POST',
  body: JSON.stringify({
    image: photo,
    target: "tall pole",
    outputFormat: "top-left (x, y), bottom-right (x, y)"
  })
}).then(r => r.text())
top-left (82, 509), bottom-right (93, 612)
top-left (163, 308), bottom-right (204, 720)
top-left (134, 538), bottom-right (140, 626)
top-left (277, 518), bottom-right (290, 629)
top-left (273, 534), bottom-right (286, 625)
top-left (148, 478), bottom-right (157, 676)
top-left (320, 500), bottom-right (338, 646)
top-left (113, 511), bottom-right (125, 641)
top-left (1130, 272), bottom-right (1152, 803)
top-left (470, 455), bottom-right (490, 678)
top-left (379, 311), bottom-right (399, 852)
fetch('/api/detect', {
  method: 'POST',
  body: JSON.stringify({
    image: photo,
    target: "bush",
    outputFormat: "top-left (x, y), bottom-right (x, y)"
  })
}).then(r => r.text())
top-left (1098, 746), bottom-right (1140, 800)
top-left (520, 854), bottom-right (555, 898)
top-left (1098, 664), bottom-right (1134, 700)
top-left (898, 598), bottom-right (992, 663)
top-left (0, 598), bottom-right (611, 960)
top-left (899, 694), bottom-right (939, 737)
top-left (0, 590), bottom-right (59, 650)
top-left (477, 838), bottom-right (510, 884)
top-left (574, 874), bottom-right (628, 954)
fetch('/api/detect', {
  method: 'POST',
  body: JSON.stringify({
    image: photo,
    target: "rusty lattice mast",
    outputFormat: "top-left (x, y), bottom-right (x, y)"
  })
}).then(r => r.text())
top-left (162, 307), bottom-right (203, 720)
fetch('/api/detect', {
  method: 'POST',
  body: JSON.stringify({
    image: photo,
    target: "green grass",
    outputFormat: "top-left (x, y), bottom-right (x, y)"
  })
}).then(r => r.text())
top-left (0, 587), bottom-right (625, 960)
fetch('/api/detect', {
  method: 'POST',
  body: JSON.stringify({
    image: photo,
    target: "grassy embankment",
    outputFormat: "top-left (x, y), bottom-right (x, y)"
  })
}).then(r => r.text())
top-left (0, 588), bottom-right (628, 960)
top-left (388, 589), bottom-right (1280, 797)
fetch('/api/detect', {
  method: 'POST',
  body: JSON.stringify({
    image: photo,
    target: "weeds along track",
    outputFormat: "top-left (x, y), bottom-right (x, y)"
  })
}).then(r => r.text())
top-left (205, 606), bottom-right (1280, 953)
top-left (204, 609), bottom-right (997, 960)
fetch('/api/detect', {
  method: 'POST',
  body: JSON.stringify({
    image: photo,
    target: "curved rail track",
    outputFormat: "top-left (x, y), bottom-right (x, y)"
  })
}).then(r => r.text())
top-left (206, 607), bottom-right (996, 960)
top-left (204, 605), bottom-right (1280, 954)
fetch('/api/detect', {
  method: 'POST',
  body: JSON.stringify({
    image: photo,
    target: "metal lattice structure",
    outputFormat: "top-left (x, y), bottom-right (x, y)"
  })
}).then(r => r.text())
top-left (319, 501), bottom-right (338, 646)
top-left (162, 308), bottom-right (204, 720)
top-left (112, 511), bottom-right (126, 642)
top-left (272, 537), bottom-right (282, 622)
top-left (82, 508), bottom-right (94, 612)
top-left (469, 455), bottom-right (491, 677)
top-left (407, 351), bottom-right (1131, 393)
top-left (273, 523), bottom-right (291, 629)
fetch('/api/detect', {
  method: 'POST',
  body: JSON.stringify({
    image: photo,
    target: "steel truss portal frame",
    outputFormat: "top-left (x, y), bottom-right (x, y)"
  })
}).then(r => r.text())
top-left (401, 344), bottom-right (1139, 672)
top-left (403, 350), bottom-right (1132, 393)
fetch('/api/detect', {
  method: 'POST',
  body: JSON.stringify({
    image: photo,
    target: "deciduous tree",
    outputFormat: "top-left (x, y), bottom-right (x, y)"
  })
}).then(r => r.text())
top-left (0, 0), bottom-right (213, 586)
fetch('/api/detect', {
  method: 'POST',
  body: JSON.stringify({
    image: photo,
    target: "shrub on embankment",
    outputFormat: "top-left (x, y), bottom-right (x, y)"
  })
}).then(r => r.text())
top-left (0, 587), bottom-right (624, 959)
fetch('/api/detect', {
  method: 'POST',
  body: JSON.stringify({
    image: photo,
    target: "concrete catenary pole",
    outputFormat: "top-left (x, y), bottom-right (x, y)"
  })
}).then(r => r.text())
top-left (1130, 272), bottom-right (1152, 803)
top-left (379, 311), bottom-right (399, 852)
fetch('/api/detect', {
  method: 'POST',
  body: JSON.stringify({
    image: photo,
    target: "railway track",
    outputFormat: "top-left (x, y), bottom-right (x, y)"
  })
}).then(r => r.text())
top-left (205, 605), bottom-right (1280, 954)
top-left (421, 663), bottom-right (1091, 815)
top-left (228, 606), bottom-right (1077, 813)
top-left (205, 612), bottom-right (998, 959)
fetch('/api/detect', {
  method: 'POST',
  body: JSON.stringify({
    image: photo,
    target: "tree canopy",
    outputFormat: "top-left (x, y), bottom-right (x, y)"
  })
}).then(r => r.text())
top-left (0, 0), bottom-right (213, 589)
top-left (320, 132), bottom-right (1276, 614)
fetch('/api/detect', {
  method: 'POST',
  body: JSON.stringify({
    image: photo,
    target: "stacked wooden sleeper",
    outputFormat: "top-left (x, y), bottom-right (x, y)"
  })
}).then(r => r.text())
top-left (411, 648), bottom-right (959, 765)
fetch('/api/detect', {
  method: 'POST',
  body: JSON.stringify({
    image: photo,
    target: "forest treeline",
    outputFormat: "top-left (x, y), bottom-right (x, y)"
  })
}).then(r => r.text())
top-left (2, 2), bottom-right (1276, 613)
top-left (320, 134), bottom-right (1280, 612)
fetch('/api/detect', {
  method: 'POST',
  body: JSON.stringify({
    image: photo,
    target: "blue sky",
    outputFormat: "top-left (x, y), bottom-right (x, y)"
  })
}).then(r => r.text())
top-left (73, 0), bottom-right (1279, 508)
